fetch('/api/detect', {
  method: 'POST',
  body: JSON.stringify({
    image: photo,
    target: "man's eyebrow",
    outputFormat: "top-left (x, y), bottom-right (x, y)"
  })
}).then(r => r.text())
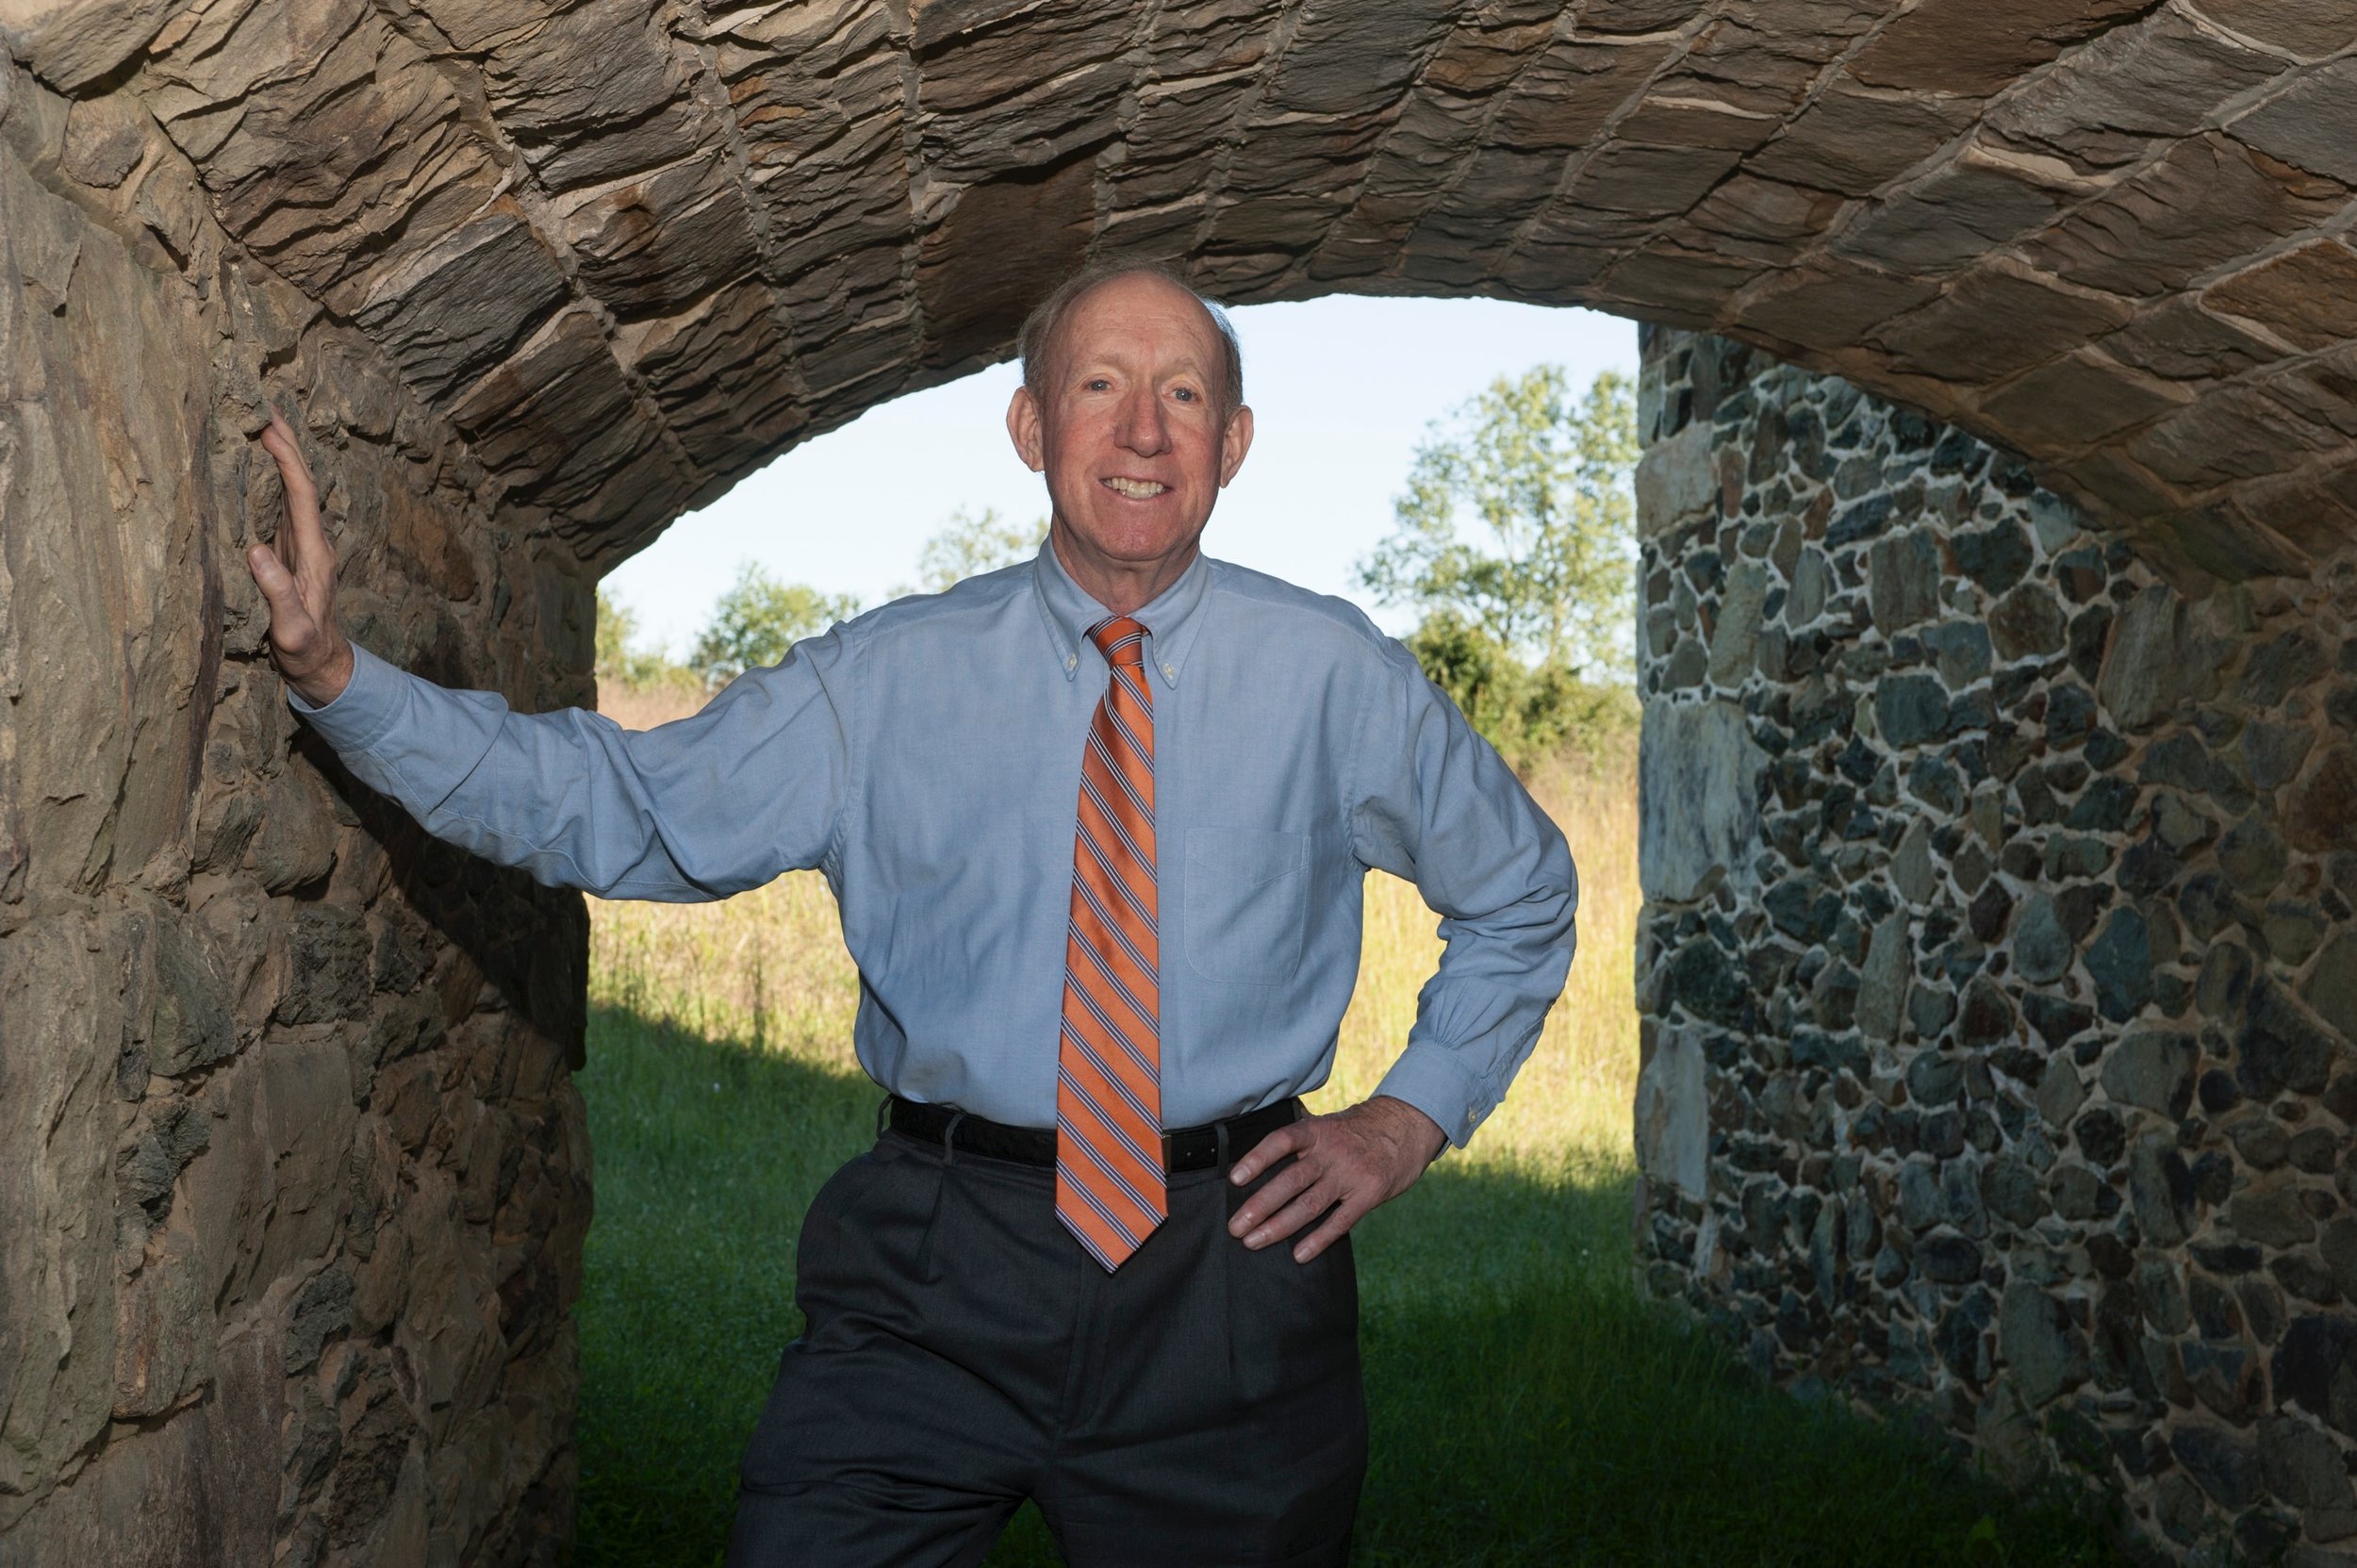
top-left (1066, 351), bottom-right (1215, 380)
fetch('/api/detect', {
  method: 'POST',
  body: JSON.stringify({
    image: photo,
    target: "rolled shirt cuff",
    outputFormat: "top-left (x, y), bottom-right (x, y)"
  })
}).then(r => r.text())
top-left (1370, 1038), bottom-right (1495, 1149)
top-left (284, 641), bottom-right (407, 753)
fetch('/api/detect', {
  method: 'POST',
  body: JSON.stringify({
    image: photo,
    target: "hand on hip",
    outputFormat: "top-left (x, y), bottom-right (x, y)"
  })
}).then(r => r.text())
top-left (1225, 1095), bottom-right (1446, 1263)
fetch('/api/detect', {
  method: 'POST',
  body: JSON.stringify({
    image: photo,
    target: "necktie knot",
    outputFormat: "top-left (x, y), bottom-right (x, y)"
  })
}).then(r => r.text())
top-left (1091, 617), bottom-right (1148, 669)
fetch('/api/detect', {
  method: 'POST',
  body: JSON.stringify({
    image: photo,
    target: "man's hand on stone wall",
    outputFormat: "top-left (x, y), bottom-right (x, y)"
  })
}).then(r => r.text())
top-left (1227, 1095), bottom-right (1448, 1263)
top-left (247, 410), bottom-right (355, 707)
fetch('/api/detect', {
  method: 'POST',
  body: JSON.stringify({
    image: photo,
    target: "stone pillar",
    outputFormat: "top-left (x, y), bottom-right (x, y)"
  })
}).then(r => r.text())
top-left (1, 53), bottom-right (592, 1567)
top-left (1630, 325), bottom-right (2357, 1562)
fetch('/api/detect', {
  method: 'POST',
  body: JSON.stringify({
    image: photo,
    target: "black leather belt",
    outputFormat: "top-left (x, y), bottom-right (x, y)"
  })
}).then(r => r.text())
top-left (886, 1095), bottom-right (1303, 1173)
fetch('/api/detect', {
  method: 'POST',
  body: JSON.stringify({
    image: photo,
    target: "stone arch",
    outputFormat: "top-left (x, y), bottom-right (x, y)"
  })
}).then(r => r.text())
top-left (15, 0), bottom-right (2352, 576)
top-left (3, 0), bottom-right (2354, 1560)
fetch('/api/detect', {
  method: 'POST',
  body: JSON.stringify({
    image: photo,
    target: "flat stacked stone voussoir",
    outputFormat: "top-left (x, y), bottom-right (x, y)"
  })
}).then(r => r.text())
top-left (2, 0), bottom-right (2352, 571)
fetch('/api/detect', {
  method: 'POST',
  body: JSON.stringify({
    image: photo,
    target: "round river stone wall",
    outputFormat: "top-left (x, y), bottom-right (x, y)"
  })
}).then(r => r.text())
top-left (1631, 326), bottom-right (2357, 1566)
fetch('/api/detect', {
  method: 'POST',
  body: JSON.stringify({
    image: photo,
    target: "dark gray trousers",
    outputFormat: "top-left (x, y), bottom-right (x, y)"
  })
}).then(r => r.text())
top-left (726, 1123), bottom-right (1367, 1567)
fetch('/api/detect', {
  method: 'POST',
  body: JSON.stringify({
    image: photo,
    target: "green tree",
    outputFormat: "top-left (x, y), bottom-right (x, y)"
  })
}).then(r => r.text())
top-left (1360, 365), bottom-right (1638, 684)
top-left (596, 586), bottom-right (691, 692)
top-left (1359, 365), bottom-right (1639, 768)
top-left (688, 565), bottom-right (860, 691)
top-left (1404, 610), bottom-right (1637, 772)
top-left (909, 506), bottom-right (1044, 594)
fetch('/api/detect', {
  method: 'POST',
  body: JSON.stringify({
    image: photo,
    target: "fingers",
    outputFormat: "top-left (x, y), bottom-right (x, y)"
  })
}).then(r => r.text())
top-left (1236, 1159), bottom-right (1377, 1263)
top-left (1228, 1122), bottom-right (1307, 1185)
top-left (246, 540), bottom-right (289, 597)
top-left (1290, 1196), bottom-right (1374, 1263)
top-left (246, 542), bottom-right (318, 652)
top-left (1226, 1101), bottom-right (1443, 1263)
top-left (247, 411), bottom-right (355, 705)
top-left (258, 409), bottom-right (331, 577)
top-left (1245, 1184), bottom-right (1343, 1257)
top-left (259, 410), bottom-right (319, 506)
top-left (1228, 1154), bottom-right (1318, 1241)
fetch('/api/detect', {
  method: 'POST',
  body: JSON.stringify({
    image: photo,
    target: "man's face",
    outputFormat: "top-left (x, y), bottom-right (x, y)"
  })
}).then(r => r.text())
top-left (1008, 273), bottom-right (1253, 588)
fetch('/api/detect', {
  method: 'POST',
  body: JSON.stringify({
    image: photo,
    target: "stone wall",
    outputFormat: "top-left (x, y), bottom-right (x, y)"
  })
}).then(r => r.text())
top-left (0, 50), bottom-right (592, 1567)
top-left (1631, 326), bottom-right (2357, 1564)
top-left (10, 0), bottom-right (2357, 582)
top-left (8, 0), bottom-right (2355, 1553)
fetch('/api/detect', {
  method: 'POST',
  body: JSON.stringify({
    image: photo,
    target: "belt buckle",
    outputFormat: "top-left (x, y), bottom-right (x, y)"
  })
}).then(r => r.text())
top-left (1161, 1130), bottom-right (1178, 1174)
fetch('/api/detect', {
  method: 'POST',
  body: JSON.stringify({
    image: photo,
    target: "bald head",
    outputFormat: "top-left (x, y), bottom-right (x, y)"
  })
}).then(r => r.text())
top-left (1018, 262), bottom-right (1244, 415)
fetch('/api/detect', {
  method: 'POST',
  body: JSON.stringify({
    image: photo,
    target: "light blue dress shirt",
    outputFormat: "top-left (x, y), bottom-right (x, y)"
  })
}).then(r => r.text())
top-left (293, 544), bottom-right (1578, 1146)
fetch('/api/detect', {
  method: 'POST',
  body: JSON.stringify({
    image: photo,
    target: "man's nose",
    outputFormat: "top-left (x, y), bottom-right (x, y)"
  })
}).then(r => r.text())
top-left (1113, 387), bottom-right (1171, 455)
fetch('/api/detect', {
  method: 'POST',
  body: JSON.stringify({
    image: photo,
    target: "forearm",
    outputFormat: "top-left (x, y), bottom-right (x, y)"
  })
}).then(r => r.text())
top-left (289, 645), bottom-right (685, 896)
top-left (290, 642), bottom-right (838, 900)
top-left (246, 415), bottom-right (832, 900)
top-left (1354, 648), bottom-right (1580, 1147)
top-left (1375, 865), bottom-right (1577, 1146)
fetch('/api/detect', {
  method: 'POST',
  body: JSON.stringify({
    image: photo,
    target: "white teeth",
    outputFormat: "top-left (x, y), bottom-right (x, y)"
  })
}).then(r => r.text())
top-left (1104, 477), bottom-right (1168, 499)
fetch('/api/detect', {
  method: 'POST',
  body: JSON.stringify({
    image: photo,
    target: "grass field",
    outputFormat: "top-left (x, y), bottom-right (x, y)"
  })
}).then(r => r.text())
top-left (574, 689), bottom-right (2125, 1567)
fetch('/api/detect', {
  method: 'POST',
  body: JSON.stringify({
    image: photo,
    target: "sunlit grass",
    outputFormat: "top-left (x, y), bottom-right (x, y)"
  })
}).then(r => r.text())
top-left (573, 685), bottom-right (2124, 1567)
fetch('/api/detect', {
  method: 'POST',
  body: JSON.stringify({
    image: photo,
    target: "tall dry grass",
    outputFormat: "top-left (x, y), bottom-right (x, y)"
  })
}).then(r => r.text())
top-left (574, 685), bottom-right (2135, 1568)
top-left (585, 678), bottom-right (1639, 1168)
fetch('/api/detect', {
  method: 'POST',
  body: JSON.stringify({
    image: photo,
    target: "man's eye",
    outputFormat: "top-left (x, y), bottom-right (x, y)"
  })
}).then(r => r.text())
top-left (1086, 378), bottom-right (1112, 391)
top-left (1173, 387), bottom-right (1196, 403)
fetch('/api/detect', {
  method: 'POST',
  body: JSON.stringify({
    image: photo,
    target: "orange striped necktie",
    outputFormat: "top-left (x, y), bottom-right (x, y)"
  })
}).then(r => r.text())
top-left (1056, 615), bottom-right (1166, 1271)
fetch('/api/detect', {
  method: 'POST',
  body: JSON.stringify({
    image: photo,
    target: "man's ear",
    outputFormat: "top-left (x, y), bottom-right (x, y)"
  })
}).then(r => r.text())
top-left (1007, 386), bottom-right (1047, 473)
top-left (1217, 403), bottom-right (1255, 488)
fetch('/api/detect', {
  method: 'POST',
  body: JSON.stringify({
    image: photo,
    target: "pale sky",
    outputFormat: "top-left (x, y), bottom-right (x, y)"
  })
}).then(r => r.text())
top-left (604, 296), bottom-right (1641, 657)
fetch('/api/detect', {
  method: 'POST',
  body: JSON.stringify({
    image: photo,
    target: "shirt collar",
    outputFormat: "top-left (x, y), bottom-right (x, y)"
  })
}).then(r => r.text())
top-left (1030, 537), bottom-right (1212, 689)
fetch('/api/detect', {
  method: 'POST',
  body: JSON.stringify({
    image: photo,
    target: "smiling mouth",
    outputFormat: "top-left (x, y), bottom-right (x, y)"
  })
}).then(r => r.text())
top-left (1101, 476), bottom-right (1170, 500)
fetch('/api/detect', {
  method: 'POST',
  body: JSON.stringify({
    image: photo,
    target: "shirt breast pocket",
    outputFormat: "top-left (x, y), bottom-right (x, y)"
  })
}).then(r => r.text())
top-left (1183, 826), bottom-right (1311, 986)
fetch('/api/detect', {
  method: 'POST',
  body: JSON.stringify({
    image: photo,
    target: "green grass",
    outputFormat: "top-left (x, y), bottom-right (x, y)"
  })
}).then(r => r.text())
top-left (571, 754), bottom-right (2125, 1566)
top-left (573, 1002), bottom-right (2129, 1568)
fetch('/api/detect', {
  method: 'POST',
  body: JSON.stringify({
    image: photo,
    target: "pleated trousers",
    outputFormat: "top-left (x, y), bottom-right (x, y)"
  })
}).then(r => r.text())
top-left (725, 1119), bottom-right (1367, 1567)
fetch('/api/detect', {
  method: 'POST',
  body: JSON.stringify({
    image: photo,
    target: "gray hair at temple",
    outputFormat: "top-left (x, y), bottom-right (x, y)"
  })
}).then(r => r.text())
top-left (1016, 260), bottom-right (1246, 414)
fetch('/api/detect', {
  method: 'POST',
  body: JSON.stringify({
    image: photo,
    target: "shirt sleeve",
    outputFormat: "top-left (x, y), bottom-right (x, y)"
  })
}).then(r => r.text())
top-left (288, 633), bottom-right (855, 900)
top-left (1347, 641), bottom-right (1579, 1147)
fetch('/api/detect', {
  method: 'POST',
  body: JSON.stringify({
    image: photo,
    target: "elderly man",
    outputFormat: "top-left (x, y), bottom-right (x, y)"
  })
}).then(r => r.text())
top-left (248, 263), bottom-right (1577, 1566)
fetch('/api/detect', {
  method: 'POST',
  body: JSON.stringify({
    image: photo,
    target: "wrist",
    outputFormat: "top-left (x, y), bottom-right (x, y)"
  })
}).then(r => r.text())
top-left (1367, 1094), bottom-right (1448, 1164)
top-left (293, 640), bottom-right (354, 708)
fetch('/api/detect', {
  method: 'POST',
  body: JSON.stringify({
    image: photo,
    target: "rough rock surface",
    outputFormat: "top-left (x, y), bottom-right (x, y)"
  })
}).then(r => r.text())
top-left (1634, 327), bottom-right (2357, 1565)
top-left (0, 0), bottom-right (2353, 577)
top-left (0, 52), bottom-right (590, 1567)
top-left (6, 0), bottom-right (2357, 1561)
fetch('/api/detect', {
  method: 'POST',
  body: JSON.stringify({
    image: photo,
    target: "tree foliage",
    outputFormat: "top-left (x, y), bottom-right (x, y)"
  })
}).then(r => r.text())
top-left (910, 506), bottom-right (1044, 594)
top-left (595, 586), bottom-right (692, 693)
top-left (604, 503), bottom-right (1044, 710)
top-left (1405, 611), bottom-right (1637, 771)
top-left (1360, 365), bottom-right (1640, 768)
top-left (688, 565), bottom-right (860, 691)
top-left (1361, 366), bottom-right (1638, 684)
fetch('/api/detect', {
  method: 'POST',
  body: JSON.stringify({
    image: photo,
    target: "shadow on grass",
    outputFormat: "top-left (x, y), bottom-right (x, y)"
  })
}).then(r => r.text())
top-left (575, 1004), bottom-right (2128, 1568)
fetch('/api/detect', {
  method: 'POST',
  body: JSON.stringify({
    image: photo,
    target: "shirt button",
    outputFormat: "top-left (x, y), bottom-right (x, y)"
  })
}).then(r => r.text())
top-left (1162, 664), bottom-right (1176, 678)
top-left (1064, 655), bottom-right (1077, 670)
